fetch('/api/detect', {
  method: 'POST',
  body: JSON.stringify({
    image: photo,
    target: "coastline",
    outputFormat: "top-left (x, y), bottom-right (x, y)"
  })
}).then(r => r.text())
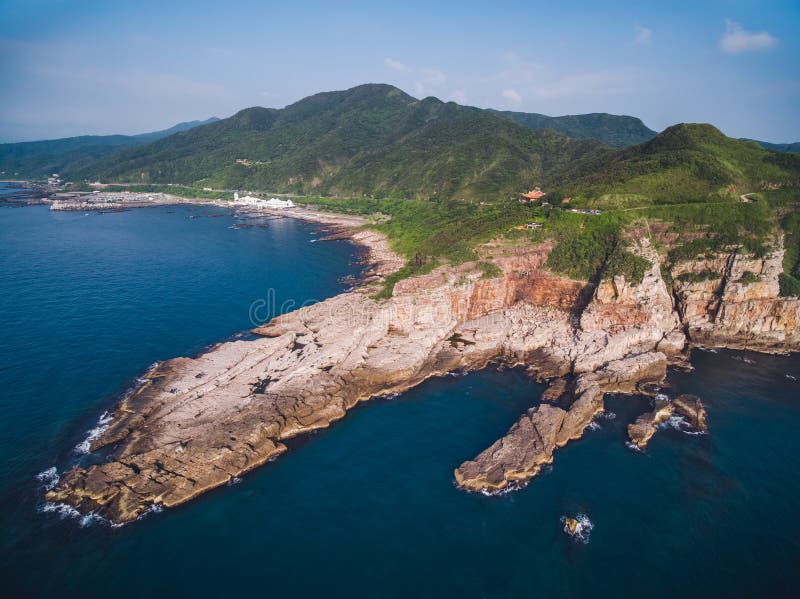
top-left (44, 189), bottom-right (405, 280)
top-left (38, 188), bottom-right (800, 524)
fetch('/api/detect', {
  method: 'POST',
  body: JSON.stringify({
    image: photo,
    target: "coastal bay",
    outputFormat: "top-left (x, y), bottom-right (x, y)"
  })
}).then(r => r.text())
top-left (2, 190), bottom-right (799, 596)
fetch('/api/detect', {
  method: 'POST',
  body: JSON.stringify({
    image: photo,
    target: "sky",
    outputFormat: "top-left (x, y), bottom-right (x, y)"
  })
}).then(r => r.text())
top-left (1, 0), bottom-right (798, 143)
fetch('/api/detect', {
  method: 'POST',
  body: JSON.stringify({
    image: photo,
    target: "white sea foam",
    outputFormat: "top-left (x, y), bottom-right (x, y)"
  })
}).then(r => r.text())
top-left (654, 393), bottom-right (670, 402)
top-left (40, 502), bottom-right (105, 527)
top-left (74, 411), bottom-right (113, 454)
top-left (587, 421), bottom-right (601, 431)
top-left (597, 410), bottom-right (616, 420)
top-left (35, 467), bottom-right (59, 491)
top-left (227, 477), bottom-right (243, 486)
top-left (660, 415), bottom-right (707, 436)
top-left (478, 479), bottom-right (529, 496)
top-left (561, 513), bottom-right (594, 543)
top-left (625, 441), bottom-right (643, 453)
top-left (786, 374), bottom-right (798, 382)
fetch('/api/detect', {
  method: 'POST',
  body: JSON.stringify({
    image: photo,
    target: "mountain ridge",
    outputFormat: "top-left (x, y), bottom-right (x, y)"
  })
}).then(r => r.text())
top-left (0, 118), bottom-right (219, 178)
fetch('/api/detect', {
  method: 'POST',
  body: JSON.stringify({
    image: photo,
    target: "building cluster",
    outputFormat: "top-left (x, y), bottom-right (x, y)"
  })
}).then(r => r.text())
top-left (232, 192), bottom-right (295, 209)
top-left (568, 208), bottom-right (602, 215)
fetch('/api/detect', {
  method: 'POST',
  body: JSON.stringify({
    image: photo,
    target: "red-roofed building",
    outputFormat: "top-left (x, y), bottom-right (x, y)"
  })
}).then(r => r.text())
top-left (522, 187), bottom-right (546, 200)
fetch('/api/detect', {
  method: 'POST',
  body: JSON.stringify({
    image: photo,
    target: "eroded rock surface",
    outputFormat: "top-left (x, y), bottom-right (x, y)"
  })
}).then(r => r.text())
top-left (672, 239), bottom-right (800, 352)
top-left (627, 398), bottom-right (675, 449)
top-left (673, 394), bottom-right (708, 431)
top-left (47, 229), bottom-right (788, 523)
top-left (454, 352), bottom-right (668, 493)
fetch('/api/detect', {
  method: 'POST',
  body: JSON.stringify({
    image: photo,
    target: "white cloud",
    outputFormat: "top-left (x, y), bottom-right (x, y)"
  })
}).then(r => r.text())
top-left (449, 89), bottom-right (467, 104)
top-left (502, 89), bottom-right (522, 105)
top-left (414, 67), bottom-right (446, 96)
top-left (633, 26), bottom-right (652, 45)
top-left (720, 20), bottom-right (777, 53)
top-left (383, 58), bottom-right (409, 71)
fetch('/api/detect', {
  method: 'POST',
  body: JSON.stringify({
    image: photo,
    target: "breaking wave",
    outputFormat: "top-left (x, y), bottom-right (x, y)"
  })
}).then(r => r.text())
top-left (40, 502), bottom-right (105, 527)
top-left (660, 415), bottom-right (706, 436)
top-left (625, 441), bottom-right (643, 453)
top-left (35, 467), bottom-right (59, 491)
top-left (587, 421), bottom-right (601, 431)
top-left (227, 477), bottom-right (243, 486)
top-left (597, 410), bottom-right (616, 421)
top-left (74, 411), bottom-right (113, 454)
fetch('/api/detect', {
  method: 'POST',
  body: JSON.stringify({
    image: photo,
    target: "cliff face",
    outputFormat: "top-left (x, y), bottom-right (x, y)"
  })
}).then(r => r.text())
top-left (47, 231), bottom-right (798, 521)
top-left (671, 240), bottom-right (800, 352)
top-left (47, 240), bottom-right (685, 521)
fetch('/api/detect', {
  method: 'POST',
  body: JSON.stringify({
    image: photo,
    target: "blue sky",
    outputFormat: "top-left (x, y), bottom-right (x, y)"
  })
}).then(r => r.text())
top-left (1, 0), bottom-right (798, 142)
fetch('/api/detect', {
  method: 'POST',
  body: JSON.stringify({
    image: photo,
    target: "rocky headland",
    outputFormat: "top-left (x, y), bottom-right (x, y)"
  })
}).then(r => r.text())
top-left (46, 222), bottom-right (800, 523)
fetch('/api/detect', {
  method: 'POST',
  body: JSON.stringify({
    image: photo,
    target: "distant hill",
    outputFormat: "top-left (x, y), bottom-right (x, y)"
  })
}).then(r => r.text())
top-left (548, 123), bottom-right (800, 206)
top-left (0, 118), bottom-right (219, 179)
top-left (72, 84), bottom-right (604, 200)
top-left (491, 110), bottom-right (657, 147)
top-left (743, 139), bottom-right (800, 153)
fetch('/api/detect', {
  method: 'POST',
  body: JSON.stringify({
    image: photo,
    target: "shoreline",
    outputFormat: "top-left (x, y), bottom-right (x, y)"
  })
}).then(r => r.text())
top-left (44, 190), bottom-right (405, 280)
top-left (38, 189), bottom-right (800, 524)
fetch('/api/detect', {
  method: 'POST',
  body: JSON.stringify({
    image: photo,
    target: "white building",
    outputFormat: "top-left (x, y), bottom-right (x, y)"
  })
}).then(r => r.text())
top-left (233, 192), bottom-right (295, 209)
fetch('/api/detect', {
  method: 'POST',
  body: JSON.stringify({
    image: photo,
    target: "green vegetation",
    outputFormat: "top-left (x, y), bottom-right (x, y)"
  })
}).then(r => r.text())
top-left (493, 110), bottom-right (656, 148)
top-left (676, 270), bottom-right (719, 284)
top-left (743, 139), bottom-right (800, 154)
top-left (0, 119), bottom-right (217, 179)
top-left (780, 212), bottom-right (800, 296)
top-left (71, 84), bottom-right (603, 201)
top-left (550, 124), bottom-right (800, 207)
top-left (476, 261), bottom-right (503, 279)
top-left (739, 271), bottom-right (760, 284)
top-left (15, 83), bottom-right (798, 300)
top-left (542, 211), bottom-right (650, 284)
top-left (102, 184), bottom-right (230, 200)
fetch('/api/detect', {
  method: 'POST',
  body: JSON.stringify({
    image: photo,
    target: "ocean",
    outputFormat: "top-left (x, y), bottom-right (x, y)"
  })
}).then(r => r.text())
top-left (1, 182), bottom-right (798, 598)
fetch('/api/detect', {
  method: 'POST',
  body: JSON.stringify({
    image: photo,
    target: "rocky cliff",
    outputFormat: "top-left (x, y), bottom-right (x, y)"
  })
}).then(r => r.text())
top-left (46, 228), bottom-right (798, 522)
top-left (671, 237), bottom-right (800, 352)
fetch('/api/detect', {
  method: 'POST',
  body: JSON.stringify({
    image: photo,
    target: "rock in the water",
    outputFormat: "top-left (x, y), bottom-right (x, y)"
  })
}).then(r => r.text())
top-left (561, 514), bottom-right (594, 542)
top-left (455, 353), bottom-right (668, 493)
top-left (564, 517), bottom-right (579, 535)
top-left (627, 397), bottom-right (675, 449)
top-left (672, 394), bottom-right (708, 431)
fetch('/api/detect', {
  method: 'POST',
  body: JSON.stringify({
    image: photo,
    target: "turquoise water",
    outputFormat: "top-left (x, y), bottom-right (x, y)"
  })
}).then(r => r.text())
top-left (1, 183), bottom-right (799, 597)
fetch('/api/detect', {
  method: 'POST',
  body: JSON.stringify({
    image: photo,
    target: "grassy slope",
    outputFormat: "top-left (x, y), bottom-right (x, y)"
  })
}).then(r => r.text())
top-left (550, 124), bottom-right (800, 208)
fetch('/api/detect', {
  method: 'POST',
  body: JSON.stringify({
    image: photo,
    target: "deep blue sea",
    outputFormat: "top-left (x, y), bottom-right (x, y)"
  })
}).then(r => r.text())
top-left (1, 182), bottom-right (799, 598)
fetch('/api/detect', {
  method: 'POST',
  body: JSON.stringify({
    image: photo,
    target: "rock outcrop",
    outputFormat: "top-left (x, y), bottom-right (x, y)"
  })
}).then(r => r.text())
top-left (50, 226), bottom-right (793, 524)
top-left (672, 240), bottom-right (800, 352)
top-left (627, 397), bottom-right (675, 449)
top-left (454, 352), bottom-right (668, 493)
top-left (673, 394), bottom-right (708, 431)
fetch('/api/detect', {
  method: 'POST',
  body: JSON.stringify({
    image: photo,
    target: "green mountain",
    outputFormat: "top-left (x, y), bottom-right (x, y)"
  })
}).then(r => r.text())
top-left (491, 110), bottom-right (657, 147)
top-left (548, 123), bottom-right (800, 207)
top-left (744, 139), bottom-right (800, 153)
top-left (72, 84), bottom-right (604, 200)
top-left (0, 118), bottom-right (218, 179)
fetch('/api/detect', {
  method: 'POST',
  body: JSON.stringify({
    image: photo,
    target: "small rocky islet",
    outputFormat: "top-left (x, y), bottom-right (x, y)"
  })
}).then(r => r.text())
top-left (46, 215), bottom-right (799, 524)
